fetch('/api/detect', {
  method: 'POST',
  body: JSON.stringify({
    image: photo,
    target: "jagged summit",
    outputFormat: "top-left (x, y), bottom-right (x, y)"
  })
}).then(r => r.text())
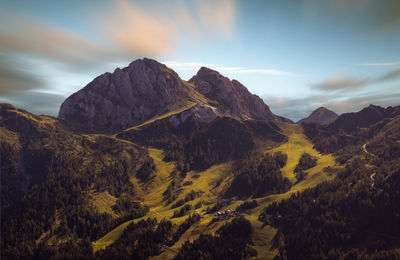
top-left (58, 58), bottom-right (290, 132)
top-left (298, 107), bottom-right (338, 125)
top-left (58, 58), bottom-right (196, 132)
top-left (190, 66), bottom-right (280, 121)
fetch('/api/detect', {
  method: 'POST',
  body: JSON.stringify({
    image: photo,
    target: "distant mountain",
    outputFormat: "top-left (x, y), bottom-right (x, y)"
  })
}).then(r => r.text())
top-left (303, 104), bottom-right (400, 154)
top-left (58, 58), bottom-right (290, 132)
top-left (328, 104), bottom-right (399, 132)
top-left (298, 107), bottom-right (338, 125)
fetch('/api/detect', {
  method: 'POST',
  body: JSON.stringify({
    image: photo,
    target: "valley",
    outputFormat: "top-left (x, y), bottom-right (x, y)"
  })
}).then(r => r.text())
top-left (92, 121), bottom-right (338, 259)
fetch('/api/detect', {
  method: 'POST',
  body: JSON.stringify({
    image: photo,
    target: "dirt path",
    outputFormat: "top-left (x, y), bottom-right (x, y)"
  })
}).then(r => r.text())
top-left (363, 142), bottom-right (376, 157)
top-left (363, 142), bottom-right (383, 190)
top-left (370, 172), bottom-right (376, 188)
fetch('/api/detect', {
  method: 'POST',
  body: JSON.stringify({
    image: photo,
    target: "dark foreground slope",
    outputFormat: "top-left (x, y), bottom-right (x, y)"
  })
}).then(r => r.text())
top-left (263, 104), bottom-right (400, 259)
top-left (0, 104), bottom-right (154, 258)
top-left (0, 101), bottom-right (289, 259)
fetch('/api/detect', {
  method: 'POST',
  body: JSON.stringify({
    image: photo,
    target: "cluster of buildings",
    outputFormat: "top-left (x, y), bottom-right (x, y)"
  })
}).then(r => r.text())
top-left (213, 209), bottom-right (240, 219)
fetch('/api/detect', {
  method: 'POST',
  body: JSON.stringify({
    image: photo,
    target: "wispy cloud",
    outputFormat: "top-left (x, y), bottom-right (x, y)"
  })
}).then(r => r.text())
top-left (163, 61), bottom-right (217, 71)
top-left (0, 57), bottom-right (46, 94)
top-left (216, 67), bottom-right (292, 76)
top-left (302, 0), bottom-right (400, 31)
top-left (358, 61), bottom-right (400, 67)
top-left (196, 0), bottom-right (235, 36)
top-left (98, 0), bottom-right (176, 57)
top-left (164, 61), bottom-right (292, 76)
top-left (0, 15), bottom-right (114, 69)
top-left (311, 69), bottom-right (400, 92)
top-left (311, 75), bottom-right (368, 91)
top-left (379, 69), bottom-right (400, 81)
top-left (0, 0), bottom-right (238, 71)
top-left (95, 0), bottom-right (237, 57)
top-left (0, 0), bottom-right (238, 110)
top-left (0, 91), bottom-right (67, 116)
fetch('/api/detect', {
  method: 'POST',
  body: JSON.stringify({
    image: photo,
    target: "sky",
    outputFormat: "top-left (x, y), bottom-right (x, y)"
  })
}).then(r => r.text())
top-left (0, 0), bottom-right (399, 121)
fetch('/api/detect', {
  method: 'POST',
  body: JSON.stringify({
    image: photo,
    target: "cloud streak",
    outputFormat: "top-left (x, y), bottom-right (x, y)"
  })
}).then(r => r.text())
top-left (0, 0), bottom-right (238, 71)
top-left (311, 75), bottom-right (368, 91)
top-left (0, 56), bottom-right (48, 94)
top-left (302, 0), bottom-right (400, 31)
top-left (358, 61), bottom-right (400, 67)
top-left (164, 61), bottom-right (292, 76)
top-left (0, 0), bottom-right (238, 100)
top-left (0, 91), bottom-right (67, 116)
top-left (311, 69), bottom-right (400, 92)
top-left (196, 0), bottom-right (235, 36)
top-left (98, 0), bottom-right (176, 57)
top-left (0, 15), bottom-right (115, 69)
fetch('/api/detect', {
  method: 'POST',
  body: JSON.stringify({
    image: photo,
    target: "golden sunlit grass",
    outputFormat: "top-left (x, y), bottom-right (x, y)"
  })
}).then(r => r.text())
top-left (92, 220), bottom-right (133, 252)
top-left (117, 102), bottom-right (197, 135)
top-left (90, 191), bottom-right (118, 217)
top-left (270, 122), bottom-right (336, 184)
top-left (0, 127), bottom-right (21, 148)
top-left (246, 214), bottom-right (278, 260)
top-left (249, 123), bottom-right (337, 208)
top-left (246, 123), bottom-right (338, 259)
top-left (93, 158), bottom-right (232, 253)
top-left (93, 147), bottom-right (176, 251)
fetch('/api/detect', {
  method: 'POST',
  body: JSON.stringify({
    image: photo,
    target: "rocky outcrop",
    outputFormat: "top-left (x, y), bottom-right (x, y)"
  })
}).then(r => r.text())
top-left (58, 58), bottom-right (196, 132)
top-left (298, 107), bottom-right (338, 125)
top-left (189, 67), bottom-right (280, 121)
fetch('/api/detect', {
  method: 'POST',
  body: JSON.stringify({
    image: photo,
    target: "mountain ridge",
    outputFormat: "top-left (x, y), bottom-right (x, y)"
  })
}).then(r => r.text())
top-left (58, 58), bottom-right (291, 132)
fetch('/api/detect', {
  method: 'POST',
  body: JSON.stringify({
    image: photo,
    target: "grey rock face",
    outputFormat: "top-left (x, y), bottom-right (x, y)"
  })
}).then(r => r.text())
top-left (58, 59), bottom-right (290, 133)
top-left (58, 58), bottom-right (194, 132)
top-left (189, 67), bottom-right (278, 121)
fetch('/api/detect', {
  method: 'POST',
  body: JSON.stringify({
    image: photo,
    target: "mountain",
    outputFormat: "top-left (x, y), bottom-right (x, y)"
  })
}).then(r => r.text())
top-left (328, 104), bottom-right (398, 132)
top-left (59, 58), bottom-right (290, 132)
top-left (297, 107), bottom-right (338, 125)
top-left (2, 58), bottom-right (400, 259)
top-left (189, 67), bottom-right (283, 122)
top-left (303, 104), bottom-right (400, 154)
top-left (58, 58), bottom-right (200, 132)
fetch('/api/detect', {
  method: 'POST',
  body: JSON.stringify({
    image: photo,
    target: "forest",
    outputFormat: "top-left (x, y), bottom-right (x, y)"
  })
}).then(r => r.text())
top-left (1, 106), bottom-right (155, 259)
top-left (260, 144), bottom-right (400, 259)
top-left (2, 103), bottom-right (400, 259)
top-left (224, 151), bottom-right (291, 198)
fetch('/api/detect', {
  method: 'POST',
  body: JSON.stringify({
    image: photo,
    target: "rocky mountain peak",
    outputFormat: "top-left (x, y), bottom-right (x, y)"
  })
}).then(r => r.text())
top-left (298, 107), bottom-right (338, 125)
top-left (189, 67), bottom-right (279, 121)
top-left (58, 58), bottom-right (194, 132)
top-left (58, 59), bottom-right (291, 133)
